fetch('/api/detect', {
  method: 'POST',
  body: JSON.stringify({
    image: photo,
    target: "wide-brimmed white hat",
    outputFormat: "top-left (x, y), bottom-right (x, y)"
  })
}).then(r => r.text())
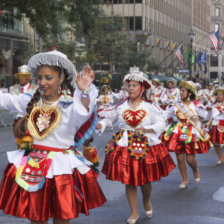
top-left (28, 50), bottom-right (77, 82)
top-left (124, 71), bottom-right (151, 89)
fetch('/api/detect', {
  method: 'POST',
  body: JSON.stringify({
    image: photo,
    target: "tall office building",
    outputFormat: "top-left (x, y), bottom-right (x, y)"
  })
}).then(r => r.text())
top-left (101, 0), bottom-right (192, 73)
top-left (192, 0), bottom-right (211, 82)
top-left (210, 0), bottom-right (224, 82)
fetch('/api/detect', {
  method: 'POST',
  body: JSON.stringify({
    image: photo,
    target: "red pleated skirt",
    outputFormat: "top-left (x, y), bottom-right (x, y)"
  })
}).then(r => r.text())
top-left (162, 132), bottom-right (211, 154)
top-left (0, 164), bottom-right (106, 222)
top-left (102, 143), bottom-right (175, 186)
top-left (210, 126), bottom-right (224, 144)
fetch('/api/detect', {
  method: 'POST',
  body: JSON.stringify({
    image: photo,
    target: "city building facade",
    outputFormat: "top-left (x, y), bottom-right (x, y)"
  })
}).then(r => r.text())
top-left (101, 0), bottom-right (214, 82)
top-left (101, 0), bottom-right (192, 75)
top-left (192, 0), bottom-right (211, 83)
top-left (210, 0), bottom-right (224, 83)
top-left (0, 9), bottom-right (35, 87)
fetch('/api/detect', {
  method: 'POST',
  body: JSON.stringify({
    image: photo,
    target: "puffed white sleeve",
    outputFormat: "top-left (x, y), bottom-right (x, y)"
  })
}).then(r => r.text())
top-left (162, 105), bottom-right (175, 120)
top-left (196, 104), bottom-right (214, 121)
top-left (0, 92), bottom-right (31, 115)
top-left (98, 108), bottom-right (118, 133)
top-left (73, 84), bottom-right (98, 116)
top-left (144, 104), bottom-right (166, 135)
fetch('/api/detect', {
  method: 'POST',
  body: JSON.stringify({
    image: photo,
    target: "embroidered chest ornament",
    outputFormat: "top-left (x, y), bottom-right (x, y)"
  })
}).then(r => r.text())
top-left (27, 104), bottom-right (62, 140)
top-left (101, 96), bottom-right (110, 104)
top-left (122, 109), bottom-right (147, 128)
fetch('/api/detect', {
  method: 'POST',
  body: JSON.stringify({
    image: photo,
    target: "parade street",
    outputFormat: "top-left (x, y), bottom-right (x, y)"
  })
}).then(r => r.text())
top-left (0, 126), bottom-right (224, 224)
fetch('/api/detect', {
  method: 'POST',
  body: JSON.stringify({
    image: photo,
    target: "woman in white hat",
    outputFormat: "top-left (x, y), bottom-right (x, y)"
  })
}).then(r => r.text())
top-left (96, 71), bottom-right (175, 224)
top-left (162, 81), bottom-right (212, 189)
top-left (0, 50), bottom-right (106, 224)
top-left (209, 88), bottom-right (224, 164)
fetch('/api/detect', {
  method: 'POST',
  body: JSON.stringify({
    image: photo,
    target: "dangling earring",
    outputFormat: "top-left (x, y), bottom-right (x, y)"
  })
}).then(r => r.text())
top-left (57, 85), bottom-right (62, 94)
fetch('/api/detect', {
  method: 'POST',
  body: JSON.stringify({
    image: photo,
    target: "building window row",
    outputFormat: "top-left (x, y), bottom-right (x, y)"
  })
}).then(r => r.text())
top-left (102, 0), bottom-right (142, 3)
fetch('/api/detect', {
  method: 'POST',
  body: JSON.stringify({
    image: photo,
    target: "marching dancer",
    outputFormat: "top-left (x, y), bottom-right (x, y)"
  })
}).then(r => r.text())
top-left (0, 50), bottom-right (106, 224)
top-left (97, 85), bottom-right (114, 118)
top-left (160, 80), bottom-right (179, 109)
top-left (195, 83), bottom-right (205, 104)
top-left (162, 81), bottom-right (211, 189)
top-left (209, 88), bottom-right (224, 164)
top-left (204, 83), bottom-right (214, 103)
top-left (151, 78), bottom-right (163, 104)
top-left (10, 65), bottom-right (37, 135)
top-left (96, 71), bottom-right (175, 224)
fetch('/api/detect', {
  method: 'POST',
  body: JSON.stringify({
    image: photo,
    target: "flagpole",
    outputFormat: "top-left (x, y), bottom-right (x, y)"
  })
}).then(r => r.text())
top-left (189, 29), bottom-right (195, 81)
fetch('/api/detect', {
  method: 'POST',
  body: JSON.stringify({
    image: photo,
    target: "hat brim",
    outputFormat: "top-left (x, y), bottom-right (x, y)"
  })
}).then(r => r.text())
top-left (28, 52), bottom-right (76, 82)
top-left (179, 81), bottom-right (197, 96)
top-left (14, 73), bottom-right (31, 79)
top-left (214, 89), bottom-right (224, 95)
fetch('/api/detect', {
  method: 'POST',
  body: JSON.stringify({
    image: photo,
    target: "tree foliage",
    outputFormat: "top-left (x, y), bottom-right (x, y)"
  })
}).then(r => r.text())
top-left (0, 0), bottom-right (102, 41)
top-left (78, 17), bottom-right (159, 74)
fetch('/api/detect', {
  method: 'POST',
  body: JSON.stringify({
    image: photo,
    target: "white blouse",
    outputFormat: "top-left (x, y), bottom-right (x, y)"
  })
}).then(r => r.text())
top-left (0, 84), bottom-right (98, 177)
top-left (100, 100), bottom-right (166, 146)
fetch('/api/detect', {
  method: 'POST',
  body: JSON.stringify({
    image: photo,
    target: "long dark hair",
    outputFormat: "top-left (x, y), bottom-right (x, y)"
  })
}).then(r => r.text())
top-left (15, 65), bottom-right (75, 138)
top-left (187, 89), bottom-right (196, 101)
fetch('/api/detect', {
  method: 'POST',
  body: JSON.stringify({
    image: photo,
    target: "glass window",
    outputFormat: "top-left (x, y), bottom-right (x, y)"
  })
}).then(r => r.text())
top-left (135, 0), bottom-right (142, 3)
top-left (215, 7), bottom-right (220, 17)
top-left (135, 16), bottom-right (142, 30)
top-left (215, 23), bottom-right (219, 32)
top-left (113, 0), bottom-right (123, 3)
top-left (210, 72), bottom-right (218, 79)
top-left (210, 55), bottom-right (218, 67)
top-left (129, 17), bottom-right (134, 30)
top-left (222, 56), bottom-right (224, 67)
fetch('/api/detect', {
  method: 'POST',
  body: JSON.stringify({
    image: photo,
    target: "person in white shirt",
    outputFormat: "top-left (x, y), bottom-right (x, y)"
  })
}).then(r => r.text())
top-left (96, 71), bottom-right (175, 224)
top-left (151, 78), bottom-right (163, 104)
top-left (160, 80), bottom-right (179, 109)
top-left (9, 65), bottom-right (38, 135)
top-left (0, 50), bottom-right (106, 224)
top-left (10, 65), bottom-right (37, 96)
top-left (204, 83), bottom-right (214, 103)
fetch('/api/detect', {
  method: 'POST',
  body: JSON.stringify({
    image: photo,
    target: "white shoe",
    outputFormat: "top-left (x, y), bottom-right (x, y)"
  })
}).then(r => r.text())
top-left (195, 177), bottom-right (200, 184)
top-left (216, 160), bottom-right (223, 165)
top-left (127, 216), bottom-right (139, 224)
top-left (146, 209), bottom-right (153, 218)
top-left (179, 182), bottom-right (188, 189)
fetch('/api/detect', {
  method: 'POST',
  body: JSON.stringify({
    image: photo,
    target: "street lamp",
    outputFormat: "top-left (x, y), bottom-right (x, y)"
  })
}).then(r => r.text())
top-left (188, 29), bottom-right (195, 80)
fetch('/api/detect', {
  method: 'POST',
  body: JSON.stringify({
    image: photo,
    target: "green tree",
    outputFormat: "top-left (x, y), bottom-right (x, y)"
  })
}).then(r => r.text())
top-left (78, 17), bottom-right (159, 74)
top-left (0, 0), bottom-right (102, 41)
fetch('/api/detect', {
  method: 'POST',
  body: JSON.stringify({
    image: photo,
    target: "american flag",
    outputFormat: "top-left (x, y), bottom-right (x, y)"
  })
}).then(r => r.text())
top-left (209, 30), bottom-right (219, 54)
top-left (175, 44), bottom-right (184, 69)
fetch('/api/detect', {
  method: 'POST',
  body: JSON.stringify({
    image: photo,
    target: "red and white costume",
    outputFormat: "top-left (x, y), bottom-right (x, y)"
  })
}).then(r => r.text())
top-left (209, 101), bottom-right (224, 145)
top-left (204, 88), bottom-right (214, 103)
top-left (151, 85), bottom-right (163, 103)
top-left (162, 82), bottom-right (211, 155)
top-left (0, 51), bottom-right (106, 222)
top-left (99, 71), bottom-right (175, 186)
top-left (160, 87), bottom-right (179, 107)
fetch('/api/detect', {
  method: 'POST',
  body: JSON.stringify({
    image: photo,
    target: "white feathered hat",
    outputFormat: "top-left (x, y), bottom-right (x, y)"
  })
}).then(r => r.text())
top-left (123, 71), bottom-right (151, 89)
top-left (28, 50), bottom-right (77, 83)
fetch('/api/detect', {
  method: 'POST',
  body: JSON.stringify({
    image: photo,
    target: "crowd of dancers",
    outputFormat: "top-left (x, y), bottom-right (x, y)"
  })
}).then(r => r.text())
top-left (0, 50), bottom-right (223, 224)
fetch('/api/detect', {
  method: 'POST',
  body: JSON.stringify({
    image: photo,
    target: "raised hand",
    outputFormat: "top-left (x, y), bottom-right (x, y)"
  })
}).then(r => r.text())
top-left (77, 64), bottom-right (95, 91)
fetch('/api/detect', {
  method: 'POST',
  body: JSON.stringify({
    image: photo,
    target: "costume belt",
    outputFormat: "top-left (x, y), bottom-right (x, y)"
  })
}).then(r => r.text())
top-left (33, 144), bottom-right (73, 153)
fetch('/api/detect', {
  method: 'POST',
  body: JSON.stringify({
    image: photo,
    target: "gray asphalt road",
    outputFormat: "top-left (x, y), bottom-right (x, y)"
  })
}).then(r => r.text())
top-left (0, 127), bottom-right (224, 224)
